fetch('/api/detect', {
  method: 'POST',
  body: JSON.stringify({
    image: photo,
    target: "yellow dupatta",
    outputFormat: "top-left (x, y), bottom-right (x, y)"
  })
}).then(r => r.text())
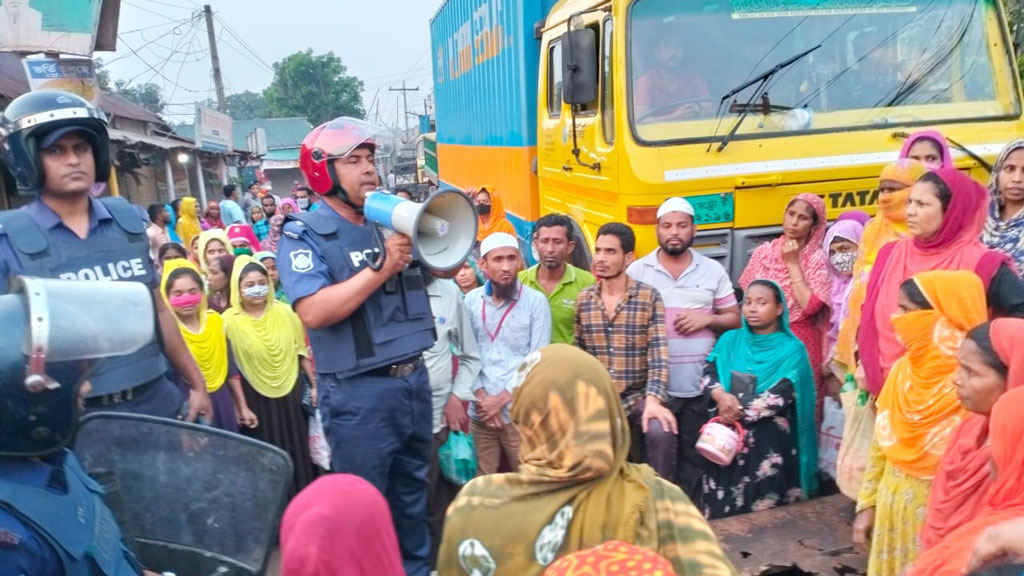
top-left (175, 197), bottom-right (203, 249)
top-left (221, 255), bottom-right (306, 398)
top-left (160, 259), bottom-right (229, 393)
top-left (875, 270), bottom-right (987, 479)
top-left (197, 228), bottom-right (231, 275)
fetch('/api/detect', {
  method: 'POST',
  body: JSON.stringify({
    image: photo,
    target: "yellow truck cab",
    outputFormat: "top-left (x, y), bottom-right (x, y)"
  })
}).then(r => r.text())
top-left (432, 0), bottom-right (1023, 276)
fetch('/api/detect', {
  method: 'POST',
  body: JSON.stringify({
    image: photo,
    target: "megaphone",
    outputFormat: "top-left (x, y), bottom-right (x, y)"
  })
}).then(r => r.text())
top-left (363, 188), bottom-right (479, 271)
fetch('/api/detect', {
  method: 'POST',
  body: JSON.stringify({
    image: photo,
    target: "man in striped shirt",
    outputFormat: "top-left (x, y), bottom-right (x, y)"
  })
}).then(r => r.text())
top-left (574, 222), bottom-right (677, 481)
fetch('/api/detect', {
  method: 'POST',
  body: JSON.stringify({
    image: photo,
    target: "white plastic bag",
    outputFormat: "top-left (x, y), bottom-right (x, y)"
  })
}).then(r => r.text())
top-left (818, 396), bottom-right (845, 480)
top-left (309, 410), bottom-right (332, 471)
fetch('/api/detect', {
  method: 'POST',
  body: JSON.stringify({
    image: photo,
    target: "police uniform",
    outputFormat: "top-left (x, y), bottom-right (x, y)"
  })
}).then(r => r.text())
top-left (277, 203), bottom-right (436, 576)
top-left (0, 197), bottom-right (182, 418)
top-left (0, 451), bottom-right (142, 576)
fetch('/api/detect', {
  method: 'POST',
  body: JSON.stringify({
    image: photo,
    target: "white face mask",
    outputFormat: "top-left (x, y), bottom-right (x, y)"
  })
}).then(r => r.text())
top-left (297, 198), bottom-right (310, 209)
top-left (242, 285), bottom-right (270, 299)
top-left (830, 251), bottom-right (857, 275)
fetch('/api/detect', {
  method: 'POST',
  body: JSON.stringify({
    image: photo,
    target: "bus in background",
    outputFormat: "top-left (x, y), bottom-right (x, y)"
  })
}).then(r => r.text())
top-left (417, 131), bottom-right (438, 186)
top-left (431, 0), bottom-right (1024, 276)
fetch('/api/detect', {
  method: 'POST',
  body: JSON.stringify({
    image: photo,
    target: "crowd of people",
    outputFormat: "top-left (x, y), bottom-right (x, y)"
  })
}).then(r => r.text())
top-left (3, 87), bottom-right (1024, 576)
top-left (135, 127), bottom-right (1024, 575)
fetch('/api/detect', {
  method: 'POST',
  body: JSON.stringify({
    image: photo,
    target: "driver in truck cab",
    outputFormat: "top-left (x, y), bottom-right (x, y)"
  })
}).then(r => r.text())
top-left (634, 27), bottom-right (713, 122)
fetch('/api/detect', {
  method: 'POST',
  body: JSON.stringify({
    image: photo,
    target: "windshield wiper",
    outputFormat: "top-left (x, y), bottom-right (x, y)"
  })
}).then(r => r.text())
top-left (711, 44), bottom-right (822, 153)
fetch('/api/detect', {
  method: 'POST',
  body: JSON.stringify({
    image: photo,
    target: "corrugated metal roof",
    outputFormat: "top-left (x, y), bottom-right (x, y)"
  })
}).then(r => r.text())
top-left (0, 52), bottom-right (168, 126)
top-left (108, 128), bottom-right (194, 150)
top-left (174, 117), bottom-right (311, 151)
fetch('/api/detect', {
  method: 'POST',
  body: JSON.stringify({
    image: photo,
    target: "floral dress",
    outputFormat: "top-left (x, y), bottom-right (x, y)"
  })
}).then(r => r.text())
top-left (701, 361), bottom-right (803, 520)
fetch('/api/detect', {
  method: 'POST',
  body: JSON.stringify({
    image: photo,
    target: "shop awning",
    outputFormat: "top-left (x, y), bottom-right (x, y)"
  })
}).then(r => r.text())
top-left (108, 128), bottom-right (195, 150)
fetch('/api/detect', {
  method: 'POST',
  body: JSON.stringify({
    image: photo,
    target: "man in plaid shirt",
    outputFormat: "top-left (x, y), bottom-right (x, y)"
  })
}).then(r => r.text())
top-left (574, 222), bottom-right (677, 480)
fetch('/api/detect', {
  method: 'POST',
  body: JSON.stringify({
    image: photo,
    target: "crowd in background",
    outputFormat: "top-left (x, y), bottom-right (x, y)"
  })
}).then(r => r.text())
top-left (141, 129), bottom-right (1024, 575)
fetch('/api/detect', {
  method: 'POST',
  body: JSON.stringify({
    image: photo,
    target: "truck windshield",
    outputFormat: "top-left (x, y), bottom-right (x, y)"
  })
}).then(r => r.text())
top-left (628, 0), bottom-right (1019, 144)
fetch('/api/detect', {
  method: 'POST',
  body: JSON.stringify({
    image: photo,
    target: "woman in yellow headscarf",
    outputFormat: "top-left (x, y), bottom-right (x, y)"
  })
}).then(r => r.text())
top-left (221, 255), bottom-right (317, 493)
top-left (175, 196), bottom-right (203, 250)
top-left (439, 344), bottom-right (736, 576)
top-left (852, 270), bottom-right (987, 576)
top-left (834, 159), bottom-right (927, 374)
top-left (197, 228), bottom-right (230, 275)
top-left (160, 259), bottom-right (257, 433)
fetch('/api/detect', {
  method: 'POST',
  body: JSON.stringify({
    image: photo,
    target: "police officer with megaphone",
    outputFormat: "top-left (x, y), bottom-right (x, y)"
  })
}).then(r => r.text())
top-left (0, 91), bottom-right (211, 422)
top-left (0, 277), bottom-right (163, 575)
top-left (278, 117), bottom-right (446, 576)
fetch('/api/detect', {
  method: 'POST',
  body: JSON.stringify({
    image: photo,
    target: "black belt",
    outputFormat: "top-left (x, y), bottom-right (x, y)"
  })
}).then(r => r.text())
top-left (365, 356), bottom-right (423, 378)
top-left (84, 378), bottom-right (159, 407)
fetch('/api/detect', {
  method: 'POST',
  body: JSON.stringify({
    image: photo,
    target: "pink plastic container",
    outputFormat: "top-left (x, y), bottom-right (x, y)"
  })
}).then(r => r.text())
top-left (696, 417), bottom-right (746, 466)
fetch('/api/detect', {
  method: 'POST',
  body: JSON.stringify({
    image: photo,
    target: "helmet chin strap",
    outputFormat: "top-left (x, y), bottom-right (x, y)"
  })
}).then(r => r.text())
top-left (332, 184), bottom-right (364, 215)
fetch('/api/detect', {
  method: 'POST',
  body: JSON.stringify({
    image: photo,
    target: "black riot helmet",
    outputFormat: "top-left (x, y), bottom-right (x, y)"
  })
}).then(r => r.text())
top-left (0, 90), bottom-right (111, 192)
top-left (0, 277), bottom-right (156, 456)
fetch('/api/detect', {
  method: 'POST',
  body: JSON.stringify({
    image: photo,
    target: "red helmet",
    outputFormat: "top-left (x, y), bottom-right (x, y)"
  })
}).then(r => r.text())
top-left (299, 117), bottom-right (383, 195)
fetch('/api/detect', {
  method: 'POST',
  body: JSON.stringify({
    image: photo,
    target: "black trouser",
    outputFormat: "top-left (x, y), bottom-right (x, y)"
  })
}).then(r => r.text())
top-left (672, 394), bottom-right (710, 503)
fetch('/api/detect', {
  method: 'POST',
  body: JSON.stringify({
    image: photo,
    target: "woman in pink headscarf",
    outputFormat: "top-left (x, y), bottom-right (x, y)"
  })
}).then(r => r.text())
top-left (739, 193), bottom-right (832, 423)
top-left (226, 223), bottom-right (261, 257)
top-left (899, 130), bottom-right (954, 169)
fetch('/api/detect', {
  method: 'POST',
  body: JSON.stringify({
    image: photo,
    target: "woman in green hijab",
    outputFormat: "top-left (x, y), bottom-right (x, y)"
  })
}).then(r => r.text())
top-left (702, 279), bottom-right (818, 520)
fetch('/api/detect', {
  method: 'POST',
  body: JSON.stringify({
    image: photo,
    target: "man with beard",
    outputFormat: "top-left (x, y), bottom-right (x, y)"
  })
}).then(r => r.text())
top-left (519, 214), bottom-right (595, 344)
top-left (626, 197), bottom-right (740, 500)
top-left (575, 223), bottom-right (676, 480)
top-left (464, 232), bottom-right (550, 475)
top-left (634, 30), bottom-right (712, 121)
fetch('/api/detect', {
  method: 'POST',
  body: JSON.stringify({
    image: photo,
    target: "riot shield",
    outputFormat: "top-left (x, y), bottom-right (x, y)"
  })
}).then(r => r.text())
top-left (72, 413), bottom-right (293, 576)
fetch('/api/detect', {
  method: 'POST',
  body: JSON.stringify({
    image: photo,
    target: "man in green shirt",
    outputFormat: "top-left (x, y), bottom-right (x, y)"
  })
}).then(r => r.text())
top-left (519, 214), bottom-right (596, 344)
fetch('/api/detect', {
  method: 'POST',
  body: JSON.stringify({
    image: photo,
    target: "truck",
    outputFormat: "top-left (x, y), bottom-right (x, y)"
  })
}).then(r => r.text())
top-left (429, 0), bottom-right (1024, 275)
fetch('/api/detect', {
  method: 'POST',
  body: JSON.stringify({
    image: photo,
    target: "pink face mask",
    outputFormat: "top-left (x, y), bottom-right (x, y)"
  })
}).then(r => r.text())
top-left (169, 293), bottom-right (203, 309)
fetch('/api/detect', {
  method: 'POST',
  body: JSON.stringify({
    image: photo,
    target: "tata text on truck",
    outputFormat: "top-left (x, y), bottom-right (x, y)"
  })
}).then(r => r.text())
top-left (431, 0), bottom-right (1024, 275)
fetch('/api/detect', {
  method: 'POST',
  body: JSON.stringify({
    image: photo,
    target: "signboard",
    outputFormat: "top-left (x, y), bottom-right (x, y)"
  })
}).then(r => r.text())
top-left (246, 127), bottom-right (267, 156)
top-left (194, 106), bottom-right (233, 152)
top-left (0, 0), bottom-right (106, 56)
top-left (22, 57), bottom-right (99, 103)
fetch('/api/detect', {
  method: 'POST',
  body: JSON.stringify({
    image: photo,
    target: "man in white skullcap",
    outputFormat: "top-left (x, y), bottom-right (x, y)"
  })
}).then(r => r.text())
top-left (464, 232), bottom-right (551, 475)
top-left (626, 197), bottom-right (741, 500)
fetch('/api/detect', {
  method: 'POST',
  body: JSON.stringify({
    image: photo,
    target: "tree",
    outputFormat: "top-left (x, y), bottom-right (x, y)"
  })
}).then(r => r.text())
top-left (113, 80), bottom-right (165, 115)
top-left (263, 49), bottom-right (365, 125)
top-left (94, 58), bottom-right (112, 91)
top-left (226, 91), bottom-right (269, 120)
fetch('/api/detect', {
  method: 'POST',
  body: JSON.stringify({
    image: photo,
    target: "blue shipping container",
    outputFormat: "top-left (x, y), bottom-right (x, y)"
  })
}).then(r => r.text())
top-left (430, 0), bottom-right (560, 148)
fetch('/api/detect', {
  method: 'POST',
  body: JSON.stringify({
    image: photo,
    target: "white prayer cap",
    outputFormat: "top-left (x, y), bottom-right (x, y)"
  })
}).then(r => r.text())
top-left (480, 232), bottom-right (519, 258)
top-left (657, 197), bottom-right (695, 219)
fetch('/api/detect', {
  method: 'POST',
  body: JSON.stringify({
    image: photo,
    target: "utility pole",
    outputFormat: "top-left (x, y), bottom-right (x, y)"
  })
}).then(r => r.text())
top-left (203, 4), bottom-right (227, 113)
top-left (389, 80), bottom-right (419, 141)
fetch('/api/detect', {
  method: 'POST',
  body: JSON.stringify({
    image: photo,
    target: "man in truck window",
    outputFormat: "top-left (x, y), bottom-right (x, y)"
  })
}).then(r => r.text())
top-left (634, 32), bottom-right (712, 121)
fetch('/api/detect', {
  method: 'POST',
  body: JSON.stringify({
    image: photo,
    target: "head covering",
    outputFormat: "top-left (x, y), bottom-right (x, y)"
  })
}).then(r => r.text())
top-left (261, 215), bottom-right (285, 253)
top-left (280, 474), bottom-right (403, 576)
top-left (221, 255), bottom-right (307, 398)
top-left (227, 223), bottom-right (261, 251)
top-left (159, 259), bottom-right (229, 393)
top-left (899, 130), bottom-right (954, 168)
top-left (708, 280), bottom-right (819, 496)
top-left (834, 159), bottom-right (927, 372)
top-left (836, 210), bottom-right (871, 226)
top-left (475, 186), bottom-right (517, 242)
top-left (278, 198), bottom-right (299, 215)
top-left (981, 139), bottom-right (1024, 273)
top-left (823, 219), bottom-right (865, 361)
top-left (738, 193), bottom-right (831, 325)
top-left (874, 271), bottom-right (987, 479)
top-left (859, 168), bottom-right (1008, 395)
top-left (197, 228), bottom-right (231, 274)
top-left (438, 344), bottom-right (735, 576)
top-left (543, 541), bottom-right (676, 576)
top-left (921, 318), bottom-right (1024, 549)
top-left (657, 197), bottom-right (695, 219)
top-left (480, 232), bottom-right (519, 258)
top-left (202, 200), bottom-right (223, 230)
top-left (907, 385), bottom-right (1024, 576)
top-left (165, 203), bottom-right (183, 243)
top-left (175, 197), bottom-right (202, 250)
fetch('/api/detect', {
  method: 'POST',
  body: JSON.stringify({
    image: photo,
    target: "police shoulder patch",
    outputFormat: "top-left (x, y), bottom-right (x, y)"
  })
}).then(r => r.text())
top-left (290, 249), bottom-right (314, 273)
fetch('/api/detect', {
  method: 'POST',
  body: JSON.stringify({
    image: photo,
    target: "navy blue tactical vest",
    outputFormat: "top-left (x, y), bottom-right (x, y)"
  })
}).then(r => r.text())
top-left (0, 197), bottom-right (168, 396)
top-left (288, 209), bottom-right (436, 378)
top-left (0, 451), bottom-right (141, 576)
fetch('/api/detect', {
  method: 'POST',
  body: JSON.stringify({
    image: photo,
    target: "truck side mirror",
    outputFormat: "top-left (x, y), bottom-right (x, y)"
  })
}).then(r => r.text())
top-left (561, 28), bottom-right (598, 105)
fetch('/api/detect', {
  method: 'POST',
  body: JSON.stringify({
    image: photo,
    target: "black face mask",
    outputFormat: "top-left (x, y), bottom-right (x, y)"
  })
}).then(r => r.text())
top-left (476, 204), bottom-right (492, 216)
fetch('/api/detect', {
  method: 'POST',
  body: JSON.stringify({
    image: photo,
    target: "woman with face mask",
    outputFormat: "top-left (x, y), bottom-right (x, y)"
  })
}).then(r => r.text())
top-left (221, 255), bottom-right (318, 495)
top-left (823, 218), bottom-right (864, 378)
top-left (226, 223), bottom-right (261, 257)
top-left (473, 186), bottom-right (516, 243)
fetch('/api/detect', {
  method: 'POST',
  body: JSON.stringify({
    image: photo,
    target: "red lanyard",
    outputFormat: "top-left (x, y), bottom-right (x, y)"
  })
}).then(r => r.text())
top-left (483, 285), bottom-right (523, 342)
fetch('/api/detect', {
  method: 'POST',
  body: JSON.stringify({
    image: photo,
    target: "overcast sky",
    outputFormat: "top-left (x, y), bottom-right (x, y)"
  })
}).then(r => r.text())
top-left (101, 0), bottom-right (441, 125)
